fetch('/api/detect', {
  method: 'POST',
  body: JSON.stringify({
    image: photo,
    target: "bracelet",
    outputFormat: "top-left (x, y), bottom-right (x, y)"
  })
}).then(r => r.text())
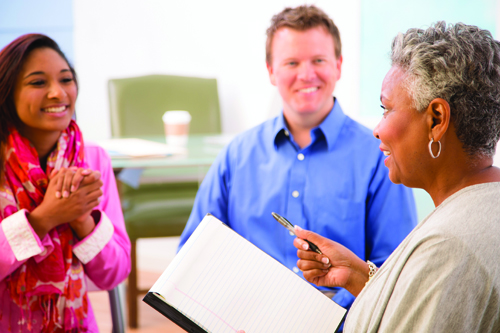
top-left (366, 260), bottom-right (378, 284)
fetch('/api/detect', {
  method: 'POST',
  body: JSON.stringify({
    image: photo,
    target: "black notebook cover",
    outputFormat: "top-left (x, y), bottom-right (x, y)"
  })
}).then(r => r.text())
top-left (143, 292), bottom-right (208, 333)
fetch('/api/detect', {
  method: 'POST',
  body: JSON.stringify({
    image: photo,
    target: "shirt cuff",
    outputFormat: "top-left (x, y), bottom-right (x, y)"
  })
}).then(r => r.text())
top-left (1, 209), bottom-right (44, 261)
top-left (73, 211), bottom-right (114, 264)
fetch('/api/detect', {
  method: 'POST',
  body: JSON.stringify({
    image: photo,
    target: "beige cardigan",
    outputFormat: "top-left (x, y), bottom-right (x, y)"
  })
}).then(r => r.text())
top-left (345, 182), bottom-right (500, 333)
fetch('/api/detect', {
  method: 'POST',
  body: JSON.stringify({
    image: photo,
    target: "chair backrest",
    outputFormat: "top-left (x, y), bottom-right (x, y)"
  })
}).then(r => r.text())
top-left (108, 75), bottom-right (221, 137)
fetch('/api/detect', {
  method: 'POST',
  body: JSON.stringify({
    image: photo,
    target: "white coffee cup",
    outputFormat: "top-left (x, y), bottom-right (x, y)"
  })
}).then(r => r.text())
top-left (162, 110), bottom-right (192, 146)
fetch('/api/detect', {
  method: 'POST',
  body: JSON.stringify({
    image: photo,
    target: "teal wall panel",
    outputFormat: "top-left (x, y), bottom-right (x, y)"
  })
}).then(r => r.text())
top-left (360, 0), bottom-right (496, 118)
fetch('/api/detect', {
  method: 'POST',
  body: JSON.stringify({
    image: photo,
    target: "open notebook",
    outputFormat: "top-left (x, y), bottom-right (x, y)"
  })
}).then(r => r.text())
top-left (143, 214), bottom-right (346, 333)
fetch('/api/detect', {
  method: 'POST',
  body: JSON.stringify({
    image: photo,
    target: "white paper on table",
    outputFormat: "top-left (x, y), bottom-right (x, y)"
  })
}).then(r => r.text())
top-left (96, 138), bottom-right (186, 158)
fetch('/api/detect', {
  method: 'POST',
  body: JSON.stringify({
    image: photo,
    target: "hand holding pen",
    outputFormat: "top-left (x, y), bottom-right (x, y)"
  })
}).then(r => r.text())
top-left (271, 212), bottom-right (323, 254)
top-left (293, 226), bottom-right (372, 297)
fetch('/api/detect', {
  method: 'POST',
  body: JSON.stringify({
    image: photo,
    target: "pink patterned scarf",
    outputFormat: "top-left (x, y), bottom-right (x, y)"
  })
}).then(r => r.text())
top-left (1, 120), bottom-right (88, 332)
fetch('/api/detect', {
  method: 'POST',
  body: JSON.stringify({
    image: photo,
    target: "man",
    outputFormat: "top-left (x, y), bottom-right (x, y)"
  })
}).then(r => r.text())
top-left (179, 5), bottom-right (416, 315)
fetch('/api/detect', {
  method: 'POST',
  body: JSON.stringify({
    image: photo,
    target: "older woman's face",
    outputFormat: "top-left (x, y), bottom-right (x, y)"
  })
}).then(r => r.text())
top-left (373, 66), bottom-right (429, 186)
top-left (13, 47), bottom-right (77, 139)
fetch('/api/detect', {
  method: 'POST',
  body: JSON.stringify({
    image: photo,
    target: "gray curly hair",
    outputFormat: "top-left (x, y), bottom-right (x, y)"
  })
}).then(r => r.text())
top-left (391, 21), bottom-right (500, 157)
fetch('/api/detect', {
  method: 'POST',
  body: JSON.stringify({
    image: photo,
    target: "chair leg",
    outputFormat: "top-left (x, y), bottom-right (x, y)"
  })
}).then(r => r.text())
top-left (128, 239), bottom-right (138, 328)
top-left (109, 283), bottom-right (126, 333)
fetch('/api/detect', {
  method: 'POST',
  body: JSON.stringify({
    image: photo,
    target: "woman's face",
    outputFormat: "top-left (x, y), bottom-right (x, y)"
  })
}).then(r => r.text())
top-left (373, 66), bottom-right (429, 186)
top-left (13, 47), bottom-right (77, 140)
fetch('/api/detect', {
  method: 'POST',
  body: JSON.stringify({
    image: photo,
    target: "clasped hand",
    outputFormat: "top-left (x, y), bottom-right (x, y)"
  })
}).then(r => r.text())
top-left (29, 167), bottom-right (103, 239)
top-left (293, 226), bottom-right (370, 297)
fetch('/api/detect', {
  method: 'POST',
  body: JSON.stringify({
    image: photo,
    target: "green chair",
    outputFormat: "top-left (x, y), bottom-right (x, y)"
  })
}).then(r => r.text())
top-left (108, 74), bottom-right (221, 328)
top-left (109, 74), bottom-right (221, 137)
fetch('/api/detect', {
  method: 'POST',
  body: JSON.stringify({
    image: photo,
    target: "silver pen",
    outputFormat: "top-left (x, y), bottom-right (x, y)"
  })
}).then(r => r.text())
top-left (272, 212), bottom-right (323, 254)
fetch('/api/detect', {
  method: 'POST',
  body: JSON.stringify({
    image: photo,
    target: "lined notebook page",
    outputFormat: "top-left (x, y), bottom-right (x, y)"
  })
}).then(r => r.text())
top-left (150, 215), bottom-right (346, 333)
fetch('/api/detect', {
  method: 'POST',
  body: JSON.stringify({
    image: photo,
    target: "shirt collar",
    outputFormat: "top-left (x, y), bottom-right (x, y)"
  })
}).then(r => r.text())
top-left (273, 98), bottom-right (347, 151)
top-left (272, 114), bottom-right (289, 149)
top-left (317, 99), bottom-right (347, 151)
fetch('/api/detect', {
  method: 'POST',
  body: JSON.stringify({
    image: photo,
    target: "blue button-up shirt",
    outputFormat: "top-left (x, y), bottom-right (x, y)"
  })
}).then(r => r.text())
top-left (179, 100), bottom-right (417, 311)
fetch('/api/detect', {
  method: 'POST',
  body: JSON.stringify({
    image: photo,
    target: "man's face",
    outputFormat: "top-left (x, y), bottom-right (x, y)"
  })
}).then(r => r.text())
top-left (267, 26), bottom-right (342, 127)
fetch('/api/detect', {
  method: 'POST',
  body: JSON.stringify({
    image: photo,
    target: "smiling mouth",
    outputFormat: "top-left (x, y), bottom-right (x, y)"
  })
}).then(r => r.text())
top-left (383, 151), bottom-right (391, 156)
top-left (298, 87), bottom-right (318, 93)
top-left (42, 106), bottom-right (66, 113)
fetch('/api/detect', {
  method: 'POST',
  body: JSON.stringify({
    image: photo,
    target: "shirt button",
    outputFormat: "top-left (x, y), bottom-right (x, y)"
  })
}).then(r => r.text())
top-left (297, 153), bottom-right (305, 161)
top-left (284, 130), bottom-right (289, 136)
top-left (293, 267), bottom-right (300, 273)
top-left (292, 190), bottom-right (299, 198)
top-left (289, 231), bottom-right (295, 236)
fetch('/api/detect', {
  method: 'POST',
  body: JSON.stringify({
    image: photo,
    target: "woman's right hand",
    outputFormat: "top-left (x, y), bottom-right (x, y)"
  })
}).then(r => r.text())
top-left (293, 226), bottom-right (370, 297)
top-left (28, 168), bottom-right (103, 239)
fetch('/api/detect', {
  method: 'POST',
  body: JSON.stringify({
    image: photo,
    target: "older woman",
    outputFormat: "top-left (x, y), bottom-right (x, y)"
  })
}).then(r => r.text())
top-left (294, 21), bottom-right (500, 332)
top-left (0, 34), bottom-right (130, 332)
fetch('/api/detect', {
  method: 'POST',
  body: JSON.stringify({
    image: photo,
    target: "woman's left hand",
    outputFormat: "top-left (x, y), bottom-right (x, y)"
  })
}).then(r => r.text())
top-left (50, 168), bottom-right (103, 239)
top-left (67, 170), bottom-right (102, 239)
top-left (49, 167), bottom-right (92, 199)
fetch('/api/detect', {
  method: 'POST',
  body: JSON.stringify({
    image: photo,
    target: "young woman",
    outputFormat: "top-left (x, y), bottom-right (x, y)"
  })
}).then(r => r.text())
top-left (0, 34), bottom-right (130, 332)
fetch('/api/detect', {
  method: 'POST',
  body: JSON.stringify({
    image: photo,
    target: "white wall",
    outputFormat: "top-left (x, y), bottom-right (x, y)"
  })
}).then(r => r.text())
top-left (73, 0), bottom-right (361, 141)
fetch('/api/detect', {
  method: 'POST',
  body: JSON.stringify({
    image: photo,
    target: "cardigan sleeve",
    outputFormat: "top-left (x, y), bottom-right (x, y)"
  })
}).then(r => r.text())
top-left (0, 209), bottom-right (62, 281)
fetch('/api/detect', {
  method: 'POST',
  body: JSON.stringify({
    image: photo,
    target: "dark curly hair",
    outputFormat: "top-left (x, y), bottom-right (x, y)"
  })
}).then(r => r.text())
top-left (391, 21), bottom-right (500, 157)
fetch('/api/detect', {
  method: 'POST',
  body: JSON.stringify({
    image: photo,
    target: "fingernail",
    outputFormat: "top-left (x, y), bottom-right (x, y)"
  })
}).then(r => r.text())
top-left (322, 257), bottom-right (329, 265)
top-left (295, 225), bottom-right (303, 231)
top-left (62, 191), bottom-right (69, 198)
top-left (302, 243), bottom-right (309, 250)
top-left (322, 269), bottom-right (329, 273)
top-left (82, 169), bottom-right (91, 175)
top-left (55, 191), bottom-right (61, 198)
top-left (70, 185), bottom-right (76, 192)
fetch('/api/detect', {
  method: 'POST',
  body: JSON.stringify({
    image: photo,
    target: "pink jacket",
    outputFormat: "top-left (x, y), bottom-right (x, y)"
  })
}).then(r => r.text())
top-left (0, 142), bottom-right (131, 332)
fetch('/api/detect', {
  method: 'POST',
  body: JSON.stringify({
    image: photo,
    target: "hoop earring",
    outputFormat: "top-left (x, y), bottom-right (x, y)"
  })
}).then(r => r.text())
top-left (428, 138), bottom-right (441, 158)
